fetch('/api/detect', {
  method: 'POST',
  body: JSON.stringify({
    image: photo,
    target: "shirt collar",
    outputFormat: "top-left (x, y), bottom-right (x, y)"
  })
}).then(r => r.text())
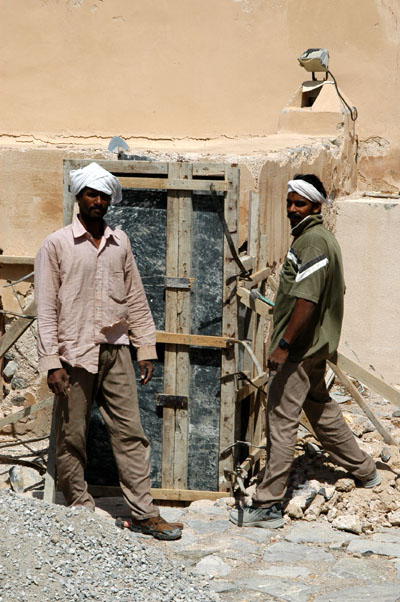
top-left (72, 216), bottom-right (121, 243)
top-left (291, 214), bottom-right (323, 237)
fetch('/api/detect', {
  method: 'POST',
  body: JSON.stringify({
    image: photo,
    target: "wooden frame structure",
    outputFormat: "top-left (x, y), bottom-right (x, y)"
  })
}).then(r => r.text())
top-left (2, 161), bottom-right (398, 505)
top-left (63, 158), bottom-right (240, 495)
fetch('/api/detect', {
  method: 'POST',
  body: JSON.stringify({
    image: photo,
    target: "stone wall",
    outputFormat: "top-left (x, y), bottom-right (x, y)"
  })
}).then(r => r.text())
top-left (336, 197), bottom-right (400, 386)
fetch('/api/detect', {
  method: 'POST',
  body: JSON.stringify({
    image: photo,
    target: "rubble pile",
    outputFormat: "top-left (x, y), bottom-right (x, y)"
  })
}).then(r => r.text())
top-left (0, 490), bottom-right (216, 602)
top-left (1, 293), bottom-right (48, 439)
top-left (246, 380), bottom-right (400, 534)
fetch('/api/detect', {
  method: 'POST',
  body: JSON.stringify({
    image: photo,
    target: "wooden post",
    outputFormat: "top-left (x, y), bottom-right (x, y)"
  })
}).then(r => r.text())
top-left (174, 162), bottom-right (193, 489)
top-left (245, 192), bottom-right (260, 447)
top-left (219, 164), bottom-right (240, 489)
top-left (63, 164), bottom-right (76, 227)
top-left (252, 232), bottom-right (268, 453)
top-left (0, 301), bottom-right (36, 360)
top-left (43, 399), bottom-right (57, 503)
top-left (328, 361), bottom-right (397, 446)
top-left (161, 162), bottom-right (180, 488)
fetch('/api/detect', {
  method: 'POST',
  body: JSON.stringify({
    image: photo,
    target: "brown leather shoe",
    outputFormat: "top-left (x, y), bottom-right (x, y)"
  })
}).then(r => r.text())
top-left (116, 516), bottom-right (182, 540)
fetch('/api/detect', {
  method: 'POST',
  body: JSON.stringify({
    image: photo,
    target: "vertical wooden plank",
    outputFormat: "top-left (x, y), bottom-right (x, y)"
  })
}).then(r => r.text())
top-left (248, 191), bottom-right (260, 259)
top-left (251, 233), bottom-right (269, 451)
top-left (161, 162), bottom-right (180, 488)
top-left (245, 192), bottom-right (260, 444)
top-left (219, 164), bottom-right (240, 490)
top-left (43, 400), bottom-right (57, 503)
top-left (174, 162), bottom-right (193, 489)
top-left (63, 162), bottom-right (76, 227)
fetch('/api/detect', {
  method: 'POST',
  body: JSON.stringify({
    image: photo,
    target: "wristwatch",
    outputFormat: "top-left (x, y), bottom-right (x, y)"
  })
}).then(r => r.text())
top-left (278, 338), bottom-right (290, 351)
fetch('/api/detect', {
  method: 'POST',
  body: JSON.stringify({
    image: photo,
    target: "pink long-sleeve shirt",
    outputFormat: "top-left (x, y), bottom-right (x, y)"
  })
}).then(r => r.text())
top-left (35, 216), bottom-right (157, 374)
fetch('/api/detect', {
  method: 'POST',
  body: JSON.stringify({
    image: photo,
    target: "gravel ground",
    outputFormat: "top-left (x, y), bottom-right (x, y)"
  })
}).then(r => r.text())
top-left (0, 490), bottom-right (217, 602)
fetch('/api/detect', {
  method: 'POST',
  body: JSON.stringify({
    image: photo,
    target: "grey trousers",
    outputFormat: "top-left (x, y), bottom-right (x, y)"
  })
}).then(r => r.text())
top-left (252, 357), bottom-right (376, 507)
top-left (55, 344), bottom-right (159, 520)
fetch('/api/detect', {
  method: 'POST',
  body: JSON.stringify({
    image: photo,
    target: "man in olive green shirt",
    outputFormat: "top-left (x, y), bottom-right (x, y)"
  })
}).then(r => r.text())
top-left (230, 174), bottom-right (379, 529)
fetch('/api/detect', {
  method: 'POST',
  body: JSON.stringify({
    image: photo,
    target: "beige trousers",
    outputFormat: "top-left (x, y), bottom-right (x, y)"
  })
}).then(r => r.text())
top-left (253, 357), bottom-right (376, 507)
top-left (55, 344), bottom-right (159, 520)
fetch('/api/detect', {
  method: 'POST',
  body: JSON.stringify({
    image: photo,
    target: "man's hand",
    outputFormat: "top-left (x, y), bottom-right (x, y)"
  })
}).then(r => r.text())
top-left (267, 347), bottom-right (289, 373)
top-left (47, 368), bottom-right (70, 395)
top-left (138, 360), bottom-right (154, 385)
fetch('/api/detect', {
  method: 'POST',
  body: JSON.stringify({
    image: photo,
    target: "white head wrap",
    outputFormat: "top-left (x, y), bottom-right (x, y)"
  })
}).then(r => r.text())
top-left (287, 179), bottom-right (328, 204)
top-left (70, 162), bottom-right (122, 205)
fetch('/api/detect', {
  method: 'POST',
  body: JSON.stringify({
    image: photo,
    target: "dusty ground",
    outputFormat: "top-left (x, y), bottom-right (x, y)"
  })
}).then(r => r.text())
top-left (1, 375), bottom-right (399, 532)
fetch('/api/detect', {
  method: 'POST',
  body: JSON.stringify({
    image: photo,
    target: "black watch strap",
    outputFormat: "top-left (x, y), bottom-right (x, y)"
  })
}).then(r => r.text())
top-left (278, 338), bottom-right (290, 351)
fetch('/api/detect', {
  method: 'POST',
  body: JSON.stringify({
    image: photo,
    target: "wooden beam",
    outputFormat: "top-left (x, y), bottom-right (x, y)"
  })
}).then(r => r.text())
top-left (236, 286), bottom-right (273, 318)
top-left (43, 403), bottom-right (57, 504)
top-left (156, 331), bottom-right (231, 348)
top-left (236, 372), bottom-right (269, 403)
top-left (192, 163), bottom-right (227, 177)
top-left (241, 267), bottom-right (271, 289)
top-left (219, 164), bottom-right (240, 490)
top-left (65, 159), bottom-right (169, 175)
top-left (251, 233), bottom-right (269, 452)
top-left (118, 177), bottom-right (229, 192)
top-left (328, 361), bottom-right (397, 446)
top-left (65, 159), bottom-right (227, 178)
top-left (0, 395), bottom-right (54, 429)
top-left (87, 485), bottom-right (230, 502)
top-left (63, 161), bottom-right (76, 226)
top-left (0, 256), bottom-right (35, 265)
top-left (325, 367), bottom-right (335, 388)
top-left (336, 353), bottom-right (400, 409)
top-left (174, 161), bottom-right (193, 489)
top-left (267, 275), bottom-right (279, 293)
top-left (161, 163), bottom-right (180, 489)
top-left (240, 439), bottom-right (266, 474)
top-left (0, 301), bottom-right (36, 360)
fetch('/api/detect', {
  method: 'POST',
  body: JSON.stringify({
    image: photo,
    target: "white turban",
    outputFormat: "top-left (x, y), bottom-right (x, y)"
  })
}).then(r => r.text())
top-left (288, 179), bottom-right (328, 204)
top-left (69, 162), bottom-right (122, 205)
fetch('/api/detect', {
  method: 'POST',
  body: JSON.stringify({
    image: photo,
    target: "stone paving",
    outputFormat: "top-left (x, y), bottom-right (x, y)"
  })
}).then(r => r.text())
top-left (133, 498), bottom-right (400, 602)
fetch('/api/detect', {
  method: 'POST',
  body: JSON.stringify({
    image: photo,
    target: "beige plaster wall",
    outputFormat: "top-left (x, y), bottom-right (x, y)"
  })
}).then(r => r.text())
top-left (0, 0), bottom-right (399, 157)
top-left (336, 198), bottom-right (400, 386)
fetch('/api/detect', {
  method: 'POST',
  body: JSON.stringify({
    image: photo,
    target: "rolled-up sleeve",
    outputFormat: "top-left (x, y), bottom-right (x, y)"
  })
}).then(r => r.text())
top-left (124, 238), bottom-right (157, 361)
top-left (34, 240), bottom-right (63, 372)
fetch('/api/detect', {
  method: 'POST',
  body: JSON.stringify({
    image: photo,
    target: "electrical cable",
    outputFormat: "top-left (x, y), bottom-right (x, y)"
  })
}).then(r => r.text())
top-left (327, 70), bottom-right (358, 121)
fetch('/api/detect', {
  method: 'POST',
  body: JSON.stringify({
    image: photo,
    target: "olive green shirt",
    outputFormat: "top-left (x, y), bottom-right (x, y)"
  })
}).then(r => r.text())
top-left (269, 214), bottom-right (345, 361)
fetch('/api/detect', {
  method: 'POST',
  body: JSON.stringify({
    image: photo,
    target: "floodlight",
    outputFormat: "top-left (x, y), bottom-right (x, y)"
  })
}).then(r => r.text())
top-left (298, 48), bottom-right (329, 73)
top-left (297, 48), bottom-right (357, 121)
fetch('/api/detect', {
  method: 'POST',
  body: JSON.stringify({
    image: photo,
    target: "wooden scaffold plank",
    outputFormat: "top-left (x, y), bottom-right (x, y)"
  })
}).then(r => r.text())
top-left (174, 162), bottom-right (193, 489)
top-left (328, 361), bottom-right (397, 446)
top-left (219, 164), bottom-right (240, 490)
top-left (87, 485), bottom-right (230, 502)
top-left (250, 231), bottom-right (269, 453)
top-left (156, 331), bottom-right (231, 348)
top-left (161, 163), bottom-right (181, 489)
top-left (0, 301), bottom-right (36, 360)
top-left (117, 177), bottom-right (228, 192)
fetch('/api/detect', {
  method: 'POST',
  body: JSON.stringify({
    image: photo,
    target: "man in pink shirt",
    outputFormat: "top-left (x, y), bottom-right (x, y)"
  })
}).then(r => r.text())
top-left (35, 162), bottom-right (181, 540)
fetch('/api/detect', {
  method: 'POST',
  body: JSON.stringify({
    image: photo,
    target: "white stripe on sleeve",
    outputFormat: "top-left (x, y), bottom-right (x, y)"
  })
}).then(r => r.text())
top-left (295, 257), bottom-right (328, 283)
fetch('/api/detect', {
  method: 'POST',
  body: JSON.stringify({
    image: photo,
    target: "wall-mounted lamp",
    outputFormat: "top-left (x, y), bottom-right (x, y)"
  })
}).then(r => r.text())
top-left (297, 48), bottom-right (357, 120)
top-left (298, 48), bottom-right (329, 80)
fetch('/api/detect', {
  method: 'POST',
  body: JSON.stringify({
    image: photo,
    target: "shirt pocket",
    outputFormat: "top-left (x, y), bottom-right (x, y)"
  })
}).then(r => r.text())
top-left (109, 270), bottom-right (127, 304)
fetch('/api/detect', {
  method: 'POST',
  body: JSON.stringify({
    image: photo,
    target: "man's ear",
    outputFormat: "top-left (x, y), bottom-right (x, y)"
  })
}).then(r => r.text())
top-left (312, 202), bottom-right (322, 214)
